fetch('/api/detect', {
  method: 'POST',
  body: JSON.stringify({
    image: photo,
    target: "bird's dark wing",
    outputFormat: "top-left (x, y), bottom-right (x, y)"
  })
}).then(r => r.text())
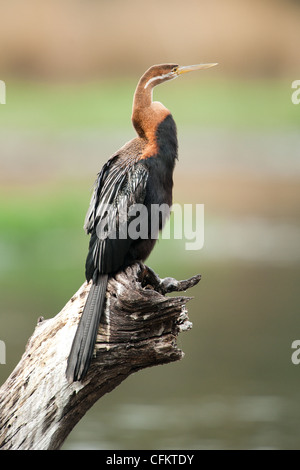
top-left (84, 154), bottom-right (149, 280)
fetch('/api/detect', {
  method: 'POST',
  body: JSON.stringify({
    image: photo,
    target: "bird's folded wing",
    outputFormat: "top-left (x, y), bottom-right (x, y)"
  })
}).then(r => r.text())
top-left (84, 155), bottom-right (149, 279)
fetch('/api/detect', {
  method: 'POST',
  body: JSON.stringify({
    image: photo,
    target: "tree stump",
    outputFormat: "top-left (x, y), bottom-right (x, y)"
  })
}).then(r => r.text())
top-left (0, 263), bottom-right (200, 450)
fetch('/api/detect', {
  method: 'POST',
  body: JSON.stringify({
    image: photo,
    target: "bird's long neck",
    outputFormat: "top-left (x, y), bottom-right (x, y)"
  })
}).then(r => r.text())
top-left (131, 76), bottom-right (170, 142)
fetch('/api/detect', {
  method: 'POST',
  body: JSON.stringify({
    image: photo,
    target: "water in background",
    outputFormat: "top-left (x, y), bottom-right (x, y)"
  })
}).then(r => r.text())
top-left (1, 127), bottom-right (299, 450)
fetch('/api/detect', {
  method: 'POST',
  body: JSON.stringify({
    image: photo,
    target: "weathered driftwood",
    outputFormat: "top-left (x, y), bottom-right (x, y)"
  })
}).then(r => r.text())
top-left (0, 263), bottom-right (200, 450)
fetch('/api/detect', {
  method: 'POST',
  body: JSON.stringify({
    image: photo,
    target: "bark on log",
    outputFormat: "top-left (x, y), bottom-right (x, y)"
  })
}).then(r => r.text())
top-left (0, 263), bottom-right (200, 450)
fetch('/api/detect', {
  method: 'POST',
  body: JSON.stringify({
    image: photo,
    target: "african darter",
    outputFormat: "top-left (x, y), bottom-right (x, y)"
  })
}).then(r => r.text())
top-left (66, 62), bottom-right (217, 382)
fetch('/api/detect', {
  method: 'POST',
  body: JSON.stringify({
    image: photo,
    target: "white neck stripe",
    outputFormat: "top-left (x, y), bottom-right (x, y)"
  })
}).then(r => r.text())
top-left (144, 74), bottom-right (168, 89)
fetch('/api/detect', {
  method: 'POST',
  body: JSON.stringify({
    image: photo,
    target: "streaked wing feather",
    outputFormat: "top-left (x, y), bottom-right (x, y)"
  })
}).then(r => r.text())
top-left (85, 155), bottom-right (149, 279)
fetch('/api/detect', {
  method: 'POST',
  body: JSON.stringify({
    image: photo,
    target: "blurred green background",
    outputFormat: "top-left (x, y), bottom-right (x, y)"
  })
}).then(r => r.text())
top-left (0, 0), bottom-right (300, 450)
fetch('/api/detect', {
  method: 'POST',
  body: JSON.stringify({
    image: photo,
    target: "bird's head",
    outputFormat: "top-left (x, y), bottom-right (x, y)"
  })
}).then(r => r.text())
top-left (142, 63), bottom-right (218, 90)
top-left (132, 62), bottom-right (218, 138)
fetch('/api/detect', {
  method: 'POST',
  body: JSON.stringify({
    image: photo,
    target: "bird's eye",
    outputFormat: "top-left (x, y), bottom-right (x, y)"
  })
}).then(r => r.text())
top-left (172, 66), bottom-right (178, 73)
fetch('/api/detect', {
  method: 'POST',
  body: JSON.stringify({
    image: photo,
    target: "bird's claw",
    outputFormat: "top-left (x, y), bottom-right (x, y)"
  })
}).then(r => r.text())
top-left (139, 263), bottom-right (201, 295)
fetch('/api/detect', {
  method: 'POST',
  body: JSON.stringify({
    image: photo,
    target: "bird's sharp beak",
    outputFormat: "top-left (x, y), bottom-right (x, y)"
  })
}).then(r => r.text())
top-left (177, 63), bottom-right (218, 75)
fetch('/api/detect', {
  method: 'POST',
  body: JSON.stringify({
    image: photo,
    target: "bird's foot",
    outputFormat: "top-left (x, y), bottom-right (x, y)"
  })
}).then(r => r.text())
top-left (139, 263), bottom-right (201, 295)
top-left (139, 263), bottom-right (161, 290)
top-left (159, 274), bottom-right (201, 294)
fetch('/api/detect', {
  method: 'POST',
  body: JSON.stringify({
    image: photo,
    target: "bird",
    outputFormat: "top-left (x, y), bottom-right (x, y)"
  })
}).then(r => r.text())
top-left (66, 62), bottom-right (217, 383)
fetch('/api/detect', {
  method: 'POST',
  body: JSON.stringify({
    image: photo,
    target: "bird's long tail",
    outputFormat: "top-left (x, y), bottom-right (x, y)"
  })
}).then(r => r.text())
top-left (66, 273), bottom-right (108, 383)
